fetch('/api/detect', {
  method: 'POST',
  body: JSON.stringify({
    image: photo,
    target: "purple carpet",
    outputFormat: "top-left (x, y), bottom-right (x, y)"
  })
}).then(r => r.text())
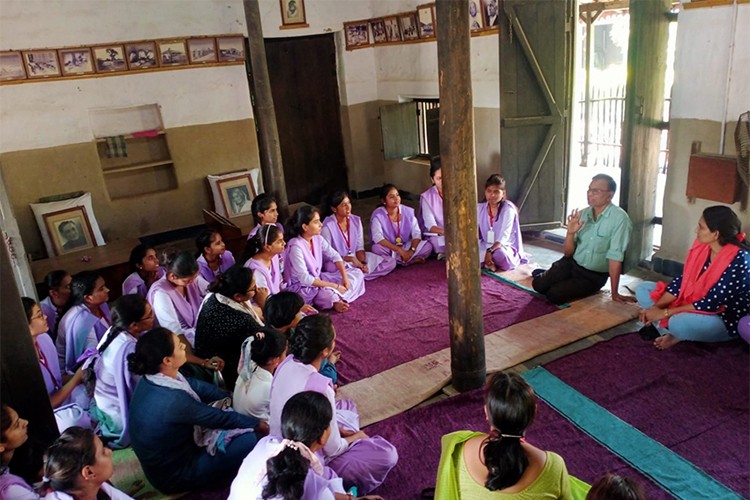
top-left (331, 261), bottom-right (558, 383)
top-left (366, 387), bottom-right (671, 499)
top-left (545, 334), bottom-right (750, 498)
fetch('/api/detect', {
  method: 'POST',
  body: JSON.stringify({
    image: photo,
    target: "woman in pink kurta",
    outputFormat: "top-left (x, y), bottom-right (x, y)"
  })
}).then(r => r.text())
top-left (122, 244), bottom-right (165, 298)
top-left (371, 184), bottom-right (432, 265)
top-left (244, 223), bottom-right (286, 310)
top-left (196, 229), bottom-right (236, 283)
top-left (284, 205), bottom-right (365, 313)
top-left (419, 158), bottom-right (446, 255)
top-left (477, 174), bottom-right (528, 272)
top-left (321, 191), bottom-right (396, 281)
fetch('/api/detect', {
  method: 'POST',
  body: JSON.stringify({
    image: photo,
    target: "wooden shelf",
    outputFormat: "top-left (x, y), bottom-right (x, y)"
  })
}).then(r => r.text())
top-left (95, 130), bottom-right (165, 142)
top-left (103, 160), bottom-right (173, 175)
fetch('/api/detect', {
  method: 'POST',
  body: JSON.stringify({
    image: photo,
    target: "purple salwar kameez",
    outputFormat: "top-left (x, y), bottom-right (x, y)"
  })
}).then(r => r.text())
top-left (197, 250), bottom-right (236, 283)
top-left (146, 276), bottom-right (207, 345)
top-left (370, 205), bottom-right (433, 264)
top-left (419, 185), bottom-right (446, 254)
top-left (477, 200), bottom-right (528, 271)
top-left (321, 214), bottom-right (396, 280)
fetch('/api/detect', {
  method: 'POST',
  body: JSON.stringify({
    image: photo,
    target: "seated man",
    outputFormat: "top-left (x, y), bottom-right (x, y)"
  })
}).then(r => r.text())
top-left (532, 174), bottom-right (633, 305)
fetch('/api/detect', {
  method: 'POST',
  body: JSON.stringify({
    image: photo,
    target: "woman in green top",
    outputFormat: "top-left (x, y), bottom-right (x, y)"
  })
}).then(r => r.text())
top-left (435, 372), bottom-right (588, 499)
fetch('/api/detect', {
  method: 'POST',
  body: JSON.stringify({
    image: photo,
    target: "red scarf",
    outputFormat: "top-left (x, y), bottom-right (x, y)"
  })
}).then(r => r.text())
top-left (650, 239), bottom-right (740, 326)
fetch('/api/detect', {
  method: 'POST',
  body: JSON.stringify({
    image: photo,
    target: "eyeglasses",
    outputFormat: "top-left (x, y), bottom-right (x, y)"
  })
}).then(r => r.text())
top-left (587, 188), bottom-right (611, 195)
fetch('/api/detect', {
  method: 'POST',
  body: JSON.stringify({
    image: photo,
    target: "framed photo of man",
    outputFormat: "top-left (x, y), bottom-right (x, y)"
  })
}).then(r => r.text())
top-left (280, 0), bottom-right (308, 28)
top-left (482, 0), bottom-right (500, 28)
top-left (217, 175), bottom-right (257, 218)
top-left (43, 206), bottom-right (96, 256)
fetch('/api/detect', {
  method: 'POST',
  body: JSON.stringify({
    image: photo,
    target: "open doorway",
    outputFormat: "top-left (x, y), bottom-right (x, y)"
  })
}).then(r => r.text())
top-left (568, 2), bottom-right (677, 253)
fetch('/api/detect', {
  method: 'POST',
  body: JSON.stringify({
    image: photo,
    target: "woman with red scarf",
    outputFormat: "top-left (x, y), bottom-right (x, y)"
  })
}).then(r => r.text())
top-left (635, 206), bottom-right (749, 350)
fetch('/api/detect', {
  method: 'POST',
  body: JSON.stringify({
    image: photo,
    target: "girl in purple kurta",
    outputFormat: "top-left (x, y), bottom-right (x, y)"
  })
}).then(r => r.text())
top-left (196, 229), bottom-right (236, 283)
top-left (268, 316), bottom-right (397, 494)
top-left (40, 270), bottom-right (72, 341)
top-left (56, 271), bottom-right (112, 374)
top-left (93, 294), bottom-right (155, 449)
top-left (244, 223), bottom-right (286, 310)
top-left (322, 191), bottom-right (396, 281)
top-left (419, 158), bottom-right (446, 255)
top-left (284, 206), bottom-right (365, 313)
top-left (122, 244), bottom-right (165, 298)
top-left (478, 174), bottom-right (528, 272)
top-left (247, 193), bottom-right (285, 240)
top-left (1, 405), bottom-right (38, 500)
top-left (371, 184), bottom-right (432, 265)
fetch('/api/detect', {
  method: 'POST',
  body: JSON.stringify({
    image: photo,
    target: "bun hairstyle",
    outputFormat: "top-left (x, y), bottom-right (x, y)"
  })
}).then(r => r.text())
top-left (262, 391), bottom-right (333, 500)
top-left (322, 190), bottom-right (350, 218)
top-left (378, 183), bottom-right (399, 206)
top-left (288, 314), bottom-right (334, 364)
top-left (483, 372), bottom-right (537, 491)
top-left (127, 327), bottom-right (175, 376)
top-left (250, 327), bottom-right (288, 367)
top-left (195, 228), bottom-right (219, 256)
top-left (59, 270), bottom-right (102, 320)
top-left (207, 264), bottom-right (253, 298)
top-left (42, 427), bottom-right (99, 494)
top-left (97, 294), bottom-right (149, 355)
top-left (702, 205), bottom-right (749, 250)
top-left (160, 248), bottom-right (199, 278)
top-left (586, 474), bottom-right (647, 500)
top-left (251, 193), bottom-right (277, 225)
top-left (44, 270), bottom-right (70, 293)
top-left (429, 156), bottom-right (442, 179)
top-left (263, 291), bottom-right (305, 329)
top-left (244, 223), bottom-right (283, 261)
top-left (128, 244), bottom-right (154, 272)
top-left (286, 205), bottom-right (320, 239)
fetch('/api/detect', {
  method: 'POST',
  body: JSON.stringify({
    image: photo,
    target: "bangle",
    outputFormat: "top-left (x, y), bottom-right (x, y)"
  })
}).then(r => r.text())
top-left (663, 308), bottom-right (670, 318)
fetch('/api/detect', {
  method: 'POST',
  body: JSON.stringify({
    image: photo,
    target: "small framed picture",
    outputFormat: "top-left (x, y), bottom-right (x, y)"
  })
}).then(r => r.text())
top-left (187, 38), bottom-right (217, 64)
top-left (417, 4), bottom-right (436, 39)
top-left (344, 21), bottom-right (371, 50)
top-left (218, 175), bottom-right (257, 218)
top-left (92, 45), bottom-right (128, 73)
top-left (370, 19), bottom-right (387, 44)
top-left (482, 0), bottom-right (499, 28)
top-left (280, 0), bottom-right (307, 27)
top-left (399, 12), bottom-right (419, 41)
top-left (125, 41), bottom-right (158, 70)
top-left (0, 51), bottom-right (27, 81)
top-left (58, 48), bottom-right (94, 76)
top-left (22, 50), bottom-right (61, 79)
top-left (469, 0), bottom-right (485, 31)
top-left (383, 16), bottom-right (402, 43)
top-left (217, 36), bottom-right (245, 62)
top-left (157, 39), bottom-right (189, 67)
top-left (43, 206), bottom-right (96, 256)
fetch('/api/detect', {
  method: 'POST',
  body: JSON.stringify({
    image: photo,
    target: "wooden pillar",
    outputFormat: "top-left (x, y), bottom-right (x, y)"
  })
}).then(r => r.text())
top-left (1, 240), bottom-right (58, 481)
top-left (436, 0), bottom-right (486, 392)
top-left (619, 0), bottom-right (670, 270)
top-left (243, 0), bottom-right (290, 219)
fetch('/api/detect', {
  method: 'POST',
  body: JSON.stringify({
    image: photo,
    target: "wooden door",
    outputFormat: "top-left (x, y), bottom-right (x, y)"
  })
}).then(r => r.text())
top-left (499, 0), bottom-right (575, 229)
top-left (265, 34), bottom-right (348, 204)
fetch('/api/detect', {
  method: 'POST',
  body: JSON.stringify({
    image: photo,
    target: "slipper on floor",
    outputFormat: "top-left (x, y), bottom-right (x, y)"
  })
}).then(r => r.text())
top-left (638, 324), bottom-right (659, 341)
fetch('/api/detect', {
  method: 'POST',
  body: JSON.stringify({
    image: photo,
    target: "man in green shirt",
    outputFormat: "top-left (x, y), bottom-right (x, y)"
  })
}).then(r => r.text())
top-left (532, 174), bottom-right (634, 305)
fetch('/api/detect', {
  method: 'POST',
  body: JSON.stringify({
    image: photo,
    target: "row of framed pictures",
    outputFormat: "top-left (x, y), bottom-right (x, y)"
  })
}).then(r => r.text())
top-left (343, 1), bottom-right (499, 51)
top-left (0, 34), bottom-right (245, 83)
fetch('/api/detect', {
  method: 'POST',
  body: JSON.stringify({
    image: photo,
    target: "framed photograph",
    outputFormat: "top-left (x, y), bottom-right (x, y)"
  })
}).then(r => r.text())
top-left (125, 41), bottom-right (158, 70)
top-left (157, 40), bottom-right (189, 67)
top-left (58, 48), bottom-right (94, 76)
top-left (417, 4), bottom-right (436, 39)
top-left (399, 12), bottom-right (419, 41)
top-left (0, 51), bottom-right (27, 81)
top-left (217, 36), bottom-right (245, 62)
top-left (482, 0), bottom-right (499, 28)
top-left (383, 16), bottom-right (402, 43)
top-left (43, 206), bottom-right (96, 256)
top-left (469, 0), bottom-right (485, 31)
top-left (92, 45), bottom-right (128, 73)
top-left (217, 175), bottom-right (257, 218)
top-left (187, 38), bottom-right (217, 64)
top-left (22, 50), bottom-right (61, 79)
top-left (370, 19), bottom-right (387, 44)
top-left (280, 0), bottom-right (307, 27)
top-left (344, 21), bottom-right (371, 50)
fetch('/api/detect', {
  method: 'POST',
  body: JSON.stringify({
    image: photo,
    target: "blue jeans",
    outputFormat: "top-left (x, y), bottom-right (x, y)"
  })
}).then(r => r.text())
top-left (635, 282), bottom-right (731, 343)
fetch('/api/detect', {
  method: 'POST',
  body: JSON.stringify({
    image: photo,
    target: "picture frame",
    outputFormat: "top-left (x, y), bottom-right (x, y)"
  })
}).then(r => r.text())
top-left (157, 39), bottom-right (189, 67)
top-left (92, 45), bottom-right (128, 73)
top-left (22, 50), bottom-right (61, 79)
top-left (468, 0), bottom-right (485, 31)
top-left (43, 206), bottom-right (96, 256)
top-left (125, 41), bottom-right (159, 70)
top-left (370, 19), bottom-right (387, 44)
top-left (344, 21), bottom-right (371, 50)
top-left (58, 47), bottom-right (94, 76)
top-left (383, 16), bottom-right (402, 43)
top-left (280, 0), bottom-right (307, 27)
top-left (217, 175), bottom-right (257, 218)
top-left (0, 51), bottom-right (27, 81)
top-left (482, 0), bottom-right (500, 28)
top-left (398, 12), bottom-right (419, 41)
top-left (417, 4), bottom-right (436, 39)
top-left (216, 36), bottom-right (245, 62)
top-left (187, 37), bottom-right (217, 64)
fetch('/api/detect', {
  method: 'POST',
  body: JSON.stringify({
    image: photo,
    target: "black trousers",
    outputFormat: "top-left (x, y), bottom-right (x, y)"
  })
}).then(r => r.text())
top-left (531, 256), bottom-right (609, 305)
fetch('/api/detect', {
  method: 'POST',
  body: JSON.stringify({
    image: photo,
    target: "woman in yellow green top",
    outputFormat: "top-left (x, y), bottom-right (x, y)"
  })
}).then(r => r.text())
top-left (435, 372), bottom-right (589, 499)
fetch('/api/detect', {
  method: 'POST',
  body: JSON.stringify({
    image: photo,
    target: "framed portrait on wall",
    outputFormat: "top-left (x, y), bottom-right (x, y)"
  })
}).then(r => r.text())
top-left (157, 39), bottom-right (189, 67)
top-left (125, 41), bottom-right (159, 70)
top-left (92, 45), bottom-right (128, 73)
top-left (344, 21), bottom-right (371, 50)
top-left (383, 16), bottom-right (402, 43)
top-left (0, 51), bottom-right (27, 81)
top-left (280, 0), bottom-right (308, 28)
top-left (370, 19), bottom-right (387, 44)
top-left (43, 206), bottom-right (96, 256)
top-left (417, 4), bottom-right (435, 39)
top-left (217, 175), bottom-right (257, 218)
top-left (469, 0), bottom-right (485, 31)
top-left (22, 50), bottom-right (61, 79)
top-left (399, 12), bottom-right (419, 41)
top-left (482, 0), bottom-right (500, 28)
top-left (217, 36), bottom-right (245, 62)
top-left (187, 38), bottom-right (217, 64)
top-left (58, 47), bottom-right (95, 76)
